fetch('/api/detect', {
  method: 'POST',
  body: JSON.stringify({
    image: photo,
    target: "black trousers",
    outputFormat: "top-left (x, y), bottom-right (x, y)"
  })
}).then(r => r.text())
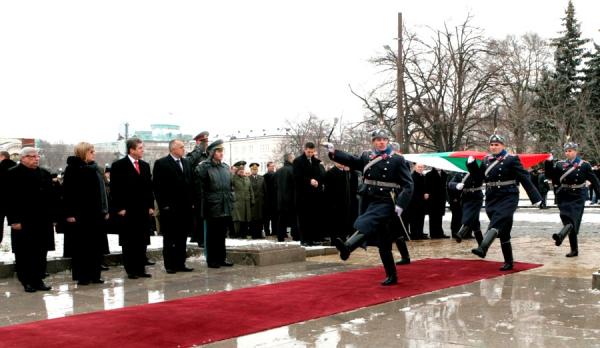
top-left (297, 209), bottom-right (317, 244)
top-left (408, 212), bottom-right (425, 237)
top-left (263, 210), bottom-right (276, 235)
top-left (206, 217), bottom-right (228, 265)
top-left (122, 241), bottom-right (146, 276)
top-left (160, 211), bottom-right (189, 270)
top-left (428, 212), bottom-right (445, 237)
top-left (0, 213), bottom-right (5, 243)
top-left (249, 220), bottom-right (264, 239)
top-left (449, 203), bottom-right (462, 236)
top-left (15, 243), bottom-right (46, 287)
top-left (276, 211), bottom-right (298, 241)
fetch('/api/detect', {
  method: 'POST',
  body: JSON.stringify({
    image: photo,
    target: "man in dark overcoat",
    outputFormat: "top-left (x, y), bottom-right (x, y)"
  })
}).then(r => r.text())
top-left (274, 154), bottom-right (298, 242)
top-left (324, 162), bottom-right (357, 241)
top-left (544, 142), bottom-right (600, 257)
top-left (249, 163), bottom-right (266, 239)
top-left (110, 138), bottom-right (155, 279)
top-left (293, 142), bottom-right (324, 246)
top-left (263, 161), bottom-right (277, 236)
top-left (0, 150), bottom-right (17, 244)
top-left (153, 139), bottom-right (195, 273)
top-left (425, 168), bottom-right (448, 239)
top-left (6, 147), bottom-right (57, 292)
top-left (187, 131), bottom-right (209, 246)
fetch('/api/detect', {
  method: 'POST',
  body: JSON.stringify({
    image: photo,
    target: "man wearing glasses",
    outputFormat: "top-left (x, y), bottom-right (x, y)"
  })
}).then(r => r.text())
top-left (5, 148), bottom-right (58, 292)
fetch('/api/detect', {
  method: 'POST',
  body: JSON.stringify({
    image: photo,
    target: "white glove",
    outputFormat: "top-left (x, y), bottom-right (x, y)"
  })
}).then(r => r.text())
top-left (456, 183), bottom-right (464, 190)
top-left (547, 154), bottom-right (553, 161)
top-left (395, 206), bottom-right (403, 218)
top-left (467, 156), bottom-right (475, 164)
top-left (322, 142), bottom-right (335, 153)
top-left (533, 201), bottom-right (541, 207)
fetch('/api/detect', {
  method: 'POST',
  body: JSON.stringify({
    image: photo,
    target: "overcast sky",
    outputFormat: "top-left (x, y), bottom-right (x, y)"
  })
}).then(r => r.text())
top-left (1, 0), bottom-right (599, 144)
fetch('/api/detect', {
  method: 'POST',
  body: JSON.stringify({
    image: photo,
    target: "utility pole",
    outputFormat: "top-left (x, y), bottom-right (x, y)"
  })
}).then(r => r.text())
top-left (124, 122), bottom-right (129, 140)
top-left (396, 12), bottom-right (407, 153)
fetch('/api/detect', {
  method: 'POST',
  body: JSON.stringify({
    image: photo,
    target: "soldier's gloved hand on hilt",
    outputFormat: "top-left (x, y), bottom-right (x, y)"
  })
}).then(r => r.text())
top-left (322, 142), bottom-right (335, 153)
top-left (547, 154), bottom-right (554, 161)
top-left (456, 183), bottom-right (464, 190)
top-left (467, 156), bottom-right (475, 164)
top-left (394, 206), bottom-right (403, 218)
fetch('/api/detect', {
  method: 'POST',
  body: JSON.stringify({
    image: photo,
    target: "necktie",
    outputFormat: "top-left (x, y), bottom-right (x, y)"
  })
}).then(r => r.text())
top-left (134, 160), bottom-right (140, 174)
top-left (175, 159), bottom-right (183, 172)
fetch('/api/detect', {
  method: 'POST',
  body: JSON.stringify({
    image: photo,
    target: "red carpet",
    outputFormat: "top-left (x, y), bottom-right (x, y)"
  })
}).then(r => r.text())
top-left (0, 258), bottom-right (540, 347)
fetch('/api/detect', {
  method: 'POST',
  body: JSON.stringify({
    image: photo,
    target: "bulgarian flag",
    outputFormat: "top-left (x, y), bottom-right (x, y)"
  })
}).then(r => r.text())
top-left (402, 150), bottom-right (551, 173)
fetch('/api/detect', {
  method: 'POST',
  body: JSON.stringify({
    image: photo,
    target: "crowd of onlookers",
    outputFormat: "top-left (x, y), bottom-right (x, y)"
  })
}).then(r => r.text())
top-left (3, 132), bottom-right (600, 293)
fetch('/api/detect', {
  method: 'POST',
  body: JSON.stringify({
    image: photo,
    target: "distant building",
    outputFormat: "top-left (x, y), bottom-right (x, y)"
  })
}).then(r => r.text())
top-left (223, 135), bottom-right (291, 173)
top-left (95, 124), bottom-right (195, 168)
top-left (0, 138), bottom-right (36, 160)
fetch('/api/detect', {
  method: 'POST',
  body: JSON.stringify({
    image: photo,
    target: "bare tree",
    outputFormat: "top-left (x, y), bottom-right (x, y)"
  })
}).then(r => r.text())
top-left (489, 34), bottom-right (551, 153)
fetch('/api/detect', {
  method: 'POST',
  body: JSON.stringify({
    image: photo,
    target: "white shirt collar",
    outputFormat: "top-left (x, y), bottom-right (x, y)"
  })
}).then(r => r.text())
top-left (127, 155), bottom-right (138, 165)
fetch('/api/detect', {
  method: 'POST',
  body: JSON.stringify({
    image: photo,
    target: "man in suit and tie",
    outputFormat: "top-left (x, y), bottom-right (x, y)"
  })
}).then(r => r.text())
top-left (110, 138), bottom-right (155, 279)
top-left (153, 139), bottom-right (195, 273)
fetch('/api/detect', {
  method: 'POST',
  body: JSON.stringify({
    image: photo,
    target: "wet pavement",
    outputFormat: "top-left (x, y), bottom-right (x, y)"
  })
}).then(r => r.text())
top-left (1, 207), bottom-right (600, 347)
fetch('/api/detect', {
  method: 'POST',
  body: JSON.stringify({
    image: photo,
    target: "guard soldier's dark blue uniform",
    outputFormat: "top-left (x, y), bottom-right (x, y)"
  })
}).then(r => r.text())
top-left (544, 142), bottom-right (600, 257)
top-left (325, 130), bottom-right (413, 285)
top-left (448, 160), bottom-right (484, 244)
top-left (469, 134), bottom-right (542, 271)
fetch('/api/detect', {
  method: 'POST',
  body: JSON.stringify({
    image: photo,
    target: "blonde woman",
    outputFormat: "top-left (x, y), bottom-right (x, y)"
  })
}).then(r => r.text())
top-left (62, 142), bottom-right (109, 285)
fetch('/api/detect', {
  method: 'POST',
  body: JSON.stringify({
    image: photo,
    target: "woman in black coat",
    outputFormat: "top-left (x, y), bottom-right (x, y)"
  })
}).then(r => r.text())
top-left (62, 142), bottom-right (109, 285)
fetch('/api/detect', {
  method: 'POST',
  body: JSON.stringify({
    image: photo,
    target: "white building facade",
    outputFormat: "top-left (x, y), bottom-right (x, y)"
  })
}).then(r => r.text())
top-left (223, 135), bottom-right (291, 173)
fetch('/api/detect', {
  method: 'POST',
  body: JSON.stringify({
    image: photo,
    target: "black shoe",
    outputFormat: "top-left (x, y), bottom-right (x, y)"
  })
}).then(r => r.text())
top-left (145, 260), bottom-right (156, 266)
top-left (78, 280), bottom-right (90, 286)
top-left (36, 282), bottom-right (52, 291)
top-left (100, 264), bottom-right (109, 271)
top-left (499, 263), bottom-right (513, 271)
top-left (220, 260), bottom-right (234, 267)
top-left (24, 284), bottom-right (37, 293)
top-left (381, 276), bottom-right (398, 286)
top-left (566, 250), bottom-right (578, 257)
top-left (138, 273), bottom-right (152, 278)
top-left (91, 279), bottom-right (105, 284)
top-left (207, 263), bottom-right (221, 268)
top-left (178, 267), bottom-right (194, 272)
top-left (165, 269), bottom-right (177, 274)
top-left (127, 274), bottom-right (139, 279)
top-left (395, 258), bottom-right (411, 265)
top-left (431, 234), bottom-right (450, 239)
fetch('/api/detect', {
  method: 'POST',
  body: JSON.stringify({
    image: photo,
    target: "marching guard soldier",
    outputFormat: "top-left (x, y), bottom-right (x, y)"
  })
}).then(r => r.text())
top-left (469, 133), bottom-right (542, 271)
top-left (323, 129), bottom-right (413, 285)
top-left (449, 160), bottom-right (485, 245)
top-left (544, 142), bottom-right (600, 257)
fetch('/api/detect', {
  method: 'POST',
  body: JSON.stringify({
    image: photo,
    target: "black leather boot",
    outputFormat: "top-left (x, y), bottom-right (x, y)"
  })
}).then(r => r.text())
top-left (499, 241), bottom-right (513, 271)
top-left (553, 224), bottom-right (572, 247)
top-left (380, 248), bottom-right (398, 286)
top-left (566, 232), bottom-right (578, 257)
top-left (455, 225), bottom-right (471, 243)
top-left (471, 228), bottom-right (498, 258)
top-left (395, 238), bottom-right (411, 265)
top-left (474, 230), bottom-right (483, 246)
top-left (333, 231), bottom-right (366, 261)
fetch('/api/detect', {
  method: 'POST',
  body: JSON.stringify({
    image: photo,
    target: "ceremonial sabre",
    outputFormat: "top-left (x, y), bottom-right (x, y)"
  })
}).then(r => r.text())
top-left (390, 191), bottom-right (411, 241)
top-left (327, 117), bottom-right (339, 142)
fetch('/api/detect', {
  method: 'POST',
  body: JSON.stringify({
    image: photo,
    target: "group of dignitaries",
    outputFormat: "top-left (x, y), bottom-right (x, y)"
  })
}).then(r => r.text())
top-left (1, 127), bottom-right (599, 291)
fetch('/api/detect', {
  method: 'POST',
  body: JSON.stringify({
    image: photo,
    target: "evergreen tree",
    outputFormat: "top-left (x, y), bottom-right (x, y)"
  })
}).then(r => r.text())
top-left (583, 44), bottom-right (600, 119)
top-left (551, 0), bottom-right (589, 97)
